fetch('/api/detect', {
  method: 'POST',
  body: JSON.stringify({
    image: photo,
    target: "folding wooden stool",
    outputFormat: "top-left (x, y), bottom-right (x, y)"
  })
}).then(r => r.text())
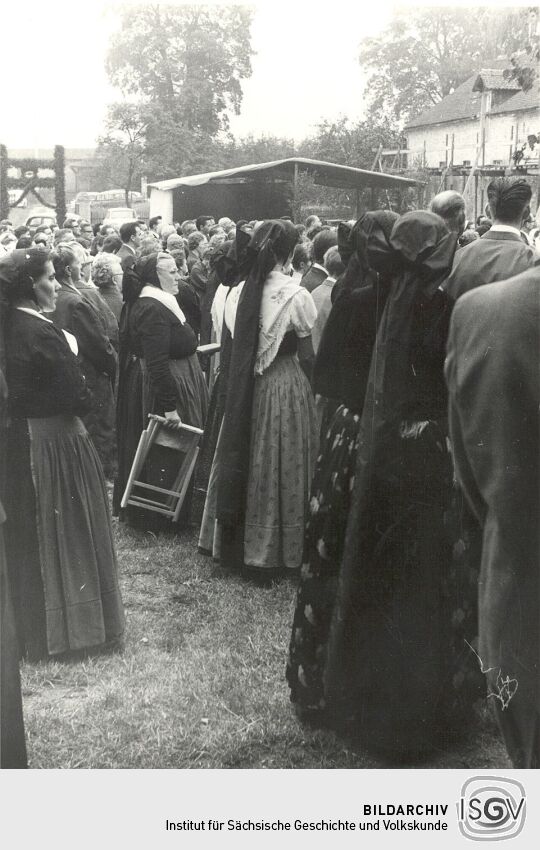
top-left (121, 414), bottom-right (204, 522)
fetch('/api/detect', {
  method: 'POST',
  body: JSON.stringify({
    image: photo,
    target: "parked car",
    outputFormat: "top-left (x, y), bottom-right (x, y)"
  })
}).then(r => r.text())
top-left (102, 207), bottom-right (138, 229)
top-left (25, 208), bottom-right (57, 232)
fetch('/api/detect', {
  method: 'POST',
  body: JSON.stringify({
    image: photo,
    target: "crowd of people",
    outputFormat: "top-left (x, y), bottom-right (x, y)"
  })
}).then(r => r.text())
top-left (0, 176), bottom-right (538, 770)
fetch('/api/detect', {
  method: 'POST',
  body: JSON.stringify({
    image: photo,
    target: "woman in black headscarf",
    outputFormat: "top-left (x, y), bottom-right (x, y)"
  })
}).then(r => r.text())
top-left (286, 210), bottom-right (399, 717)
top-left (114, 251), bottom-right (208, 529)
top-left (200, 221), bottom-right (319, 581)
top-left (312, 211), bottom-right (483, 758)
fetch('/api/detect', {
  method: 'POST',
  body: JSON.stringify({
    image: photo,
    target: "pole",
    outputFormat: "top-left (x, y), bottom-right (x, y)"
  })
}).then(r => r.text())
top-left (293, 162), bottom-right (298, 220)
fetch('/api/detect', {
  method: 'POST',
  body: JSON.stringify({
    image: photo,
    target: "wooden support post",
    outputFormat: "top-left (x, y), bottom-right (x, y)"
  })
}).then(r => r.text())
top-left (293, 162), bottom-right (298, 219)
top-left (371, 144), bottom-right (383, 171)
top-left (355, 187), bottom-right (361, 219)
top-left (474, 172), bottom-right (478, 222)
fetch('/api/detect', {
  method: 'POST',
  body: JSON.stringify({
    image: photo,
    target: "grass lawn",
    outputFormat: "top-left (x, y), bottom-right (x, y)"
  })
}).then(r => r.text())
top-left (21, 517), bottom-right (510, 769)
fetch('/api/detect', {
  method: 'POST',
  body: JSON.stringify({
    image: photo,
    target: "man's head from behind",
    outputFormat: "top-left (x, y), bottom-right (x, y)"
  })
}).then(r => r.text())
top-left (486, 177), bottom-right (532, 227)
top-left (429, 190), bottom-right (466, 236)
top-left (312, 228), bottom-right (338, 265)
top-left (323, 245), bottom-right (345, 279)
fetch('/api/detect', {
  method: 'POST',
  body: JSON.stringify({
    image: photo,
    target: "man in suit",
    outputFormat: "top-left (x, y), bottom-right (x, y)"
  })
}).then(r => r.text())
top-left (444, 177), bottom-right (534, 302)
top-left (445, 264), bottom-right (540, 768)
top-left (301, 228), bottom-right (337, 293)
top-left (117, 221), bottom-right (142, 271)
top-left (50, 245), bottom-right (118, 475)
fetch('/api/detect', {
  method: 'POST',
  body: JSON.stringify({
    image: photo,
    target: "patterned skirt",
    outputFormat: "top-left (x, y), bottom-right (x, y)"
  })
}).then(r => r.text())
top-left (199, 353), bottom-right (319, 575)
top-left (286, 404), bottom-right (360, 712)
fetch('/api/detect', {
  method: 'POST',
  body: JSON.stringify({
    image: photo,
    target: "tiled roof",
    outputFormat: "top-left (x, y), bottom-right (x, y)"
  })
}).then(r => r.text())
top-left (405, 63), bottom-right (539, 130)
top-left (473, 70), bottom-right (521, 91)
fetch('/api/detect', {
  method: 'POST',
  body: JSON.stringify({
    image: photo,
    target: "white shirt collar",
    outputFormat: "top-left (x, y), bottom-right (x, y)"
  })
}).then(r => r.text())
top-left (489, 224), bottom-right (522, 237)
top-left (16, 307), bottom-right (53, 323)
top-left (311, 263), bottom-right (327, 273)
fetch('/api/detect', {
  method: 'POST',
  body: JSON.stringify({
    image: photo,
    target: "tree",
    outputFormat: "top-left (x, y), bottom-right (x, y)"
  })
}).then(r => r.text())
top-left (106, 4), bottom-right (253, 136)
top-left (298, 115), bottom-right (401, 168)
top-left (505, 7), bottom-right (540, 90)
top-left (94, 103), bottom-right (146, 205)
top-left (359, 7), bottom-right (532, 122)
top-left (224, 134), bottom-right (296, 168)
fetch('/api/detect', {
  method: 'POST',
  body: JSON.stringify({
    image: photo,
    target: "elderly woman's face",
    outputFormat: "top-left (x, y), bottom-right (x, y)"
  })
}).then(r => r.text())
top-left (157, 255), bottom-right (180, 295)
top-left (34, 260), bottom-right (60, 312)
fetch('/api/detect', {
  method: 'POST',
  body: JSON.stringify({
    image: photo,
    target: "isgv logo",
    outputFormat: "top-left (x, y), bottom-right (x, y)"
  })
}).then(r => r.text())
top-left (457, 776), bottom-right (526, 841)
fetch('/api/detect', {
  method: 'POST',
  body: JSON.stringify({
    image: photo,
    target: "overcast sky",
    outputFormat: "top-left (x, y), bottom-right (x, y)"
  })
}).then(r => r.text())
top-left (0, 0), bottom-right (530, 150)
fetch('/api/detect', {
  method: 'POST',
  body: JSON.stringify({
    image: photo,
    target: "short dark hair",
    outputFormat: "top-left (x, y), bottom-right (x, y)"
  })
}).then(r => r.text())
top-left (16, 236), bottom-right (33, 249)
top-left (305, 215), bottom-right (320, 228)
top-left (51, 244), bottom-right (77, 279)
top-left (14, 225), bottom-right (30, 238)
top-left (149, 216), bottom-right (161, 229)
top-left (119, 221), bottom-right (140, 243)
top-left (35, 224), bottom-right (51, 234)
top-left (102, 234), bottom-right (123, 253)
top-left (196, 215), bottom-right (214, 231)
top-left (0, 248), bottom-right (51, 305)
top-left (475, 223), bottom-right (492, 237)
top-left (487, 177), bottom-right (532, 223)
top-left (312, 228), bottom-right (338, 264)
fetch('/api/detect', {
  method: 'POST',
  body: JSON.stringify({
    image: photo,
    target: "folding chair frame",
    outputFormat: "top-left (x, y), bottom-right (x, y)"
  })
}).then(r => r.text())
top-left (121, 414), bottom-right (204, 522)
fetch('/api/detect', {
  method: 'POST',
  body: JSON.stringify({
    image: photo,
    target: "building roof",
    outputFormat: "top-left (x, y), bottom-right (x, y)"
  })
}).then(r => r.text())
top-left (405, 62), bottom-right (539, 130)
top-left (148, 157), bottom-right (421, 192)
top-left (472, 70), bottom-right (521, 92)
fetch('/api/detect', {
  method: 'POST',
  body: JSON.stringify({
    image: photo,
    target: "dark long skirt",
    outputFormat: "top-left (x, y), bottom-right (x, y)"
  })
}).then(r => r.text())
top-left (5, 415), bottom-right (125, 660)
top-left (82, 373), bottom-right (116, 480)
top-left (119, 354), bottom-right (209, 532)
top-left (0, 503), bottom-right (27, 768)
top-left (113, 355), bottom-right (144, 517)
top-left (321, 420), bottom-right (484, 758)
top-left (287, 405), bottom-right (360, 714)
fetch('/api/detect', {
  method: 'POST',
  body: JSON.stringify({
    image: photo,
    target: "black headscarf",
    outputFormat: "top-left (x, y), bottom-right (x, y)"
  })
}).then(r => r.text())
top-left (314, 211), bottom-right (400, 412)
top-left (121, 252), bottom-right (162, 305)
top-left (216, 220), bottom-right (299, 527)
top-left (333, 211), bottom-right (400, 302)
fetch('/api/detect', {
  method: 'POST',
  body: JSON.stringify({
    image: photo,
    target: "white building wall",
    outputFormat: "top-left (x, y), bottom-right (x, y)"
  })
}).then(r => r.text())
top-left (149, 187), bottom-right (174, 222)
top-left (406, 107), bottom-right (539, 168)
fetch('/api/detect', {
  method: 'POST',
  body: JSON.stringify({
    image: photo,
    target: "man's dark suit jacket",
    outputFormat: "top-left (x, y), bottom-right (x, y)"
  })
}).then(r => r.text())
top-left (445, 265), bottom-right (540, 766)
top-left (301, 263), bottom-right (327, 294)
top-left (444, 229), bottom-right (534, 302)
top-left (50, 283), bottom-right (117, 388)
top-left (116, 242), bottom-right (137, 272)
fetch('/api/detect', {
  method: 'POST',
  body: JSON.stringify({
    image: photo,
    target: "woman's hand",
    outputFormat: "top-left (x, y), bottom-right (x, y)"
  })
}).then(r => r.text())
top-left (164, 409), bottom-right (182, 427)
